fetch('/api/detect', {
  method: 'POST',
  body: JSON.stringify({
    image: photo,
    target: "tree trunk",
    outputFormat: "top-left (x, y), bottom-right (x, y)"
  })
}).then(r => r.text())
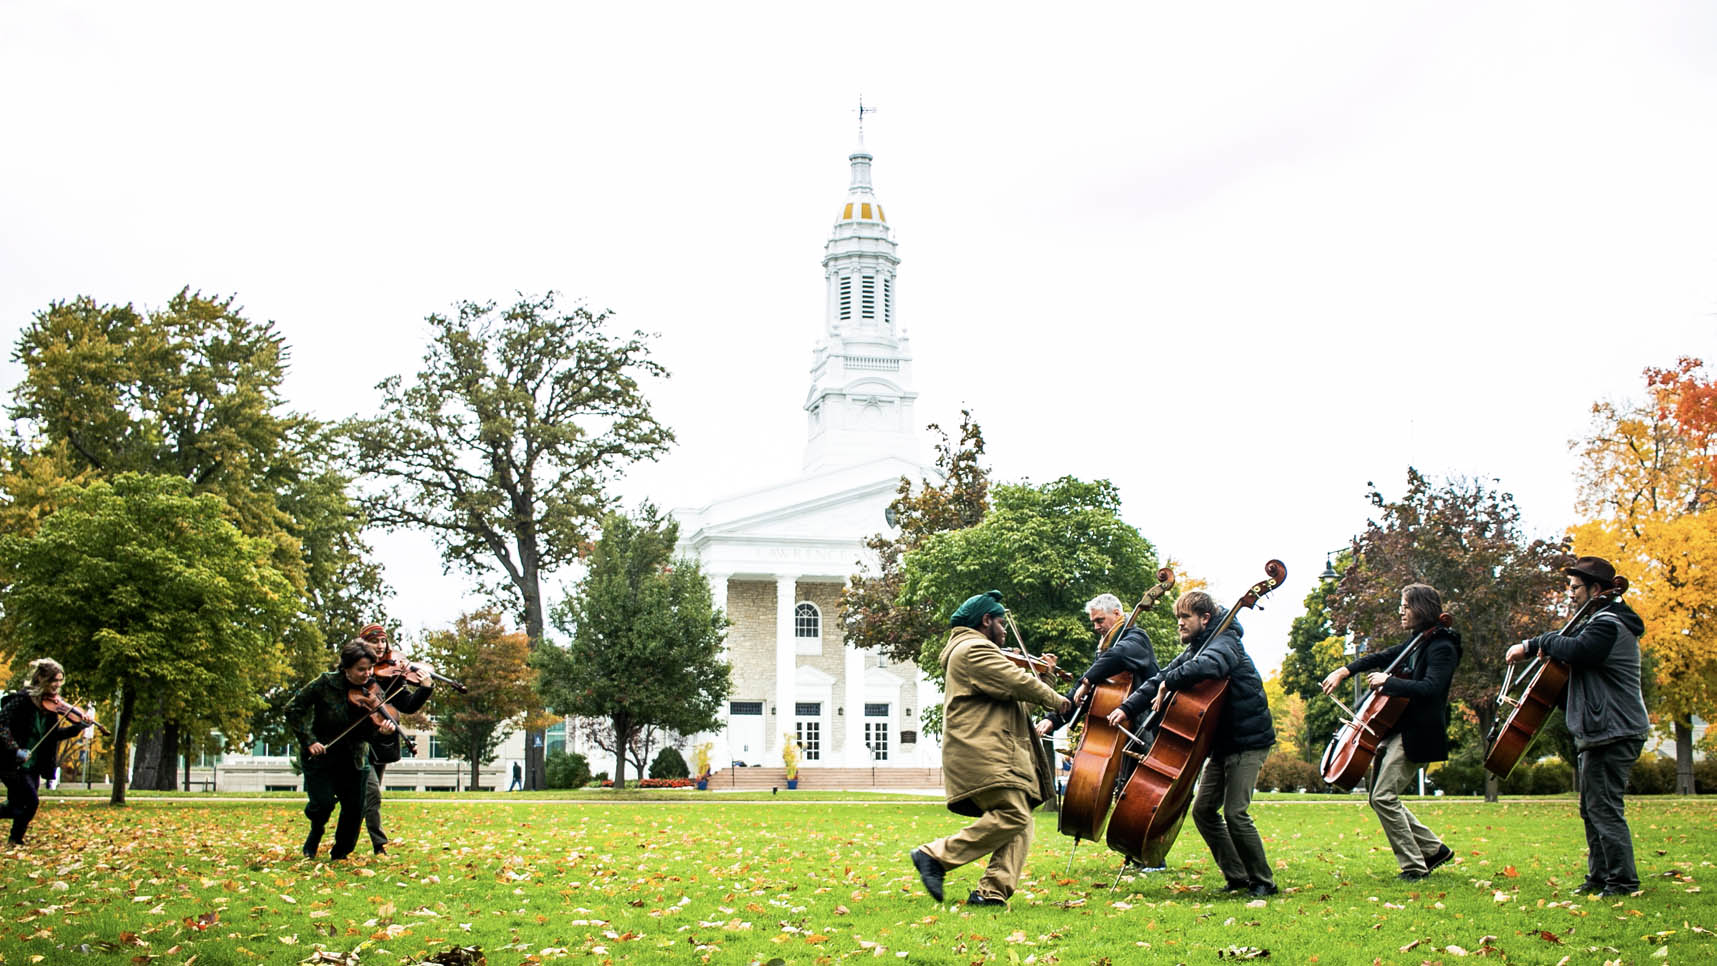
top-left (1476, 707), bottom-right (1499, 803)
top-left (471, 736), bottom-right (481, 790)
top-left (522, 570), bottom-right (547, 791)
top-left (130, 721), bottom-right (180, 791)
top-left (1483, 771), bottom-right (1499, 803)
top-left (1675, 717), bottom-right (1695, 795)
top-left (109, 685), bottom-right (137, 806)
top-left (613, 716), bottom-right (630, 790)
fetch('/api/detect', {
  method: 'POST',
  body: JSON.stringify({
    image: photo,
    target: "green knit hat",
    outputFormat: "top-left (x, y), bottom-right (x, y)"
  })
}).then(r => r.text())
top-left (950, 590), bottom-right (1006, 629)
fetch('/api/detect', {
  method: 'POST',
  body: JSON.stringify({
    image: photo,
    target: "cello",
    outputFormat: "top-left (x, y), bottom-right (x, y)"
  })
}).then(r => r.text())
top-left (1319, 613), bottom-right (1453, 791)
top-left (1058, 568), bottom-right (1177, 849)
top-left (1483, 576), bottom-right (1628, 779)
top-left (1105, 560), bottom-right (1286, 869)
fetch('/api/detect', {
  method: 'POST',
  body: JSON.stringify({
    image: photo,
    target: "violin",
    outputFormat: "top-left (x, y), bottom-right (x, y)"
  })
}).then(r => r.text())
top-left (1059, 567), bottom-right (1177, 850)
top-left (40, 695), bottom-right (112, 737)
top-left (1106, 559), bottom-right (1285, 868)
top-left (372, 643), bottom-right (468, 695)
top-left (999, 612), bottom-right (1073, 682)
top-left (1484, 576), bottom-right (1628, 779)
top-left (1320, 613), bottom-right (1453, 791)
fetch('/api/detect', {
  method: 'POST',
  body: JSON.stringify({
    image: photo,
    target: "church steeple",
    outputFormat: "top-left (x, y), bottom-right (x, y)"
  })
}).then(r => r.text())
top-left (802, 132), bottom-right (920, 473)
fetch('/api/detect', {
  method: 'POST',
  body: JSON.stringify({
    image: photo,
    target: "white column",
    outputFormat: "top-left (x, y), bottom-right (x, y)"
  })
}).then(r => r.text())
top-left (707, 573), bottom-right (732, 768)
top-left (773, 575), bottom-right (798, 766)
top-left (843, 635), bottom-right (866, 765)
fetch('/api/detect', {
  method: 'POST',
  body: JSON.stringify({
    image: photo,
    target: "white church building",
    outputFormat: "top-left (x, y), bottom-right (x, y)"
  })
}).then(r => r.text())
top-left (673, 137), bottom-right (944, 773)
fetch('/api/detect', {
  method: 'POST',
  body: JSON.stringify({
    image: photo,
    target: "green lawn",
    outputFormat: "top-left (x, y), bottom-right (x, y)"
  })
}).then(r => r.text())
top-left (1, 795), bottom-right (1710, 965)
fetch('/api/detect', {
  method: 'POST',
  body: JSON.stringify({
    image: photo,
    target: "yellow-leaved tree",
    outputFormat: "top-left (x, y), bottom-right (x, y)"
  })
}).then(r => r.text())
top-left (1571, 358), bottom-right (1717, 794)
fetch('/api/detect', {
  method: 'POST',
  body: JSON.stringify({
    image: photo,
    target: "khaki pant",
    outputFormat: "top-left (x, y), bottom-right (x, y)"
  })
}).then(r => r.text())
top-left (1191, 747), bottom-right (1273, 887)
top-left (1369, 733), bottom-right (1443, 874)
top-left (921, 786), bottom-right (1033, 901)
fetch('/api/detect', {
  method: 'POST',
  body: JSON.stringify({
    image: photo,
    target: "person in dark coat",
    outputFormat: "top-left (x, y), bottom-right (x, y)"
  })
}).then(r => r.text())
top-left (1109, 590), bottom-right (1277, 896)
top-left (1322, 583), bottom-right (1461, 880)
top-left (288, 639), bottom-right (396, 860)
top-left (1034, 593), bottom-right (1160, 738)
top-left (1506, 555), bottom-right (1649, 897)
top-left (0, 659), bottom-right (91, 846)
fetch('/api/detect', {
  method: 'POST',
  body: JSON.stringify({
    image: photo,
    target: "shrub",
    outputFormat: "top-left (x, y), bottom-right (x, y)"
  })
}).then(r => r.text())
top-left (1431, 761), bottom-right (1485, 796)
top-left (1255, 751), bottom-right (1325, 792)
top-left (1529, 759), bottom-right (1574, 795)
top-left (649, 746), bottom-right (690, 780)
top-left (1627, 754), bottom-right (1675, 794)
top-left (591, 771), bottom-right (610, 788)
top-left (638, 777), bottom-right (695, 788)
top-left (1695, 756), bottom-right (1717, 794)
top-left (545, 750), bottom-right (591, 789)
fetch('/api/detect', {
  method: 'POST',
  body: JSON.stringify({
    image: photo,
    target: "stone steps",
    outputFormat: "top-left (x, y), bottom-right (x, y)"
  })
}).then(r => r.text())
top-left (704, 766), bottom-right (942, 790)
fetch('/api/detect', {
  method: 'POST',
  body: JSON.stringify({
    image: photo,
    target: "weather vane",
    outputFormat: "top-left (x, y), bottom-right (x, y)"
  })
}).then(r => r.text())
top-left (855, 95), bottom-right (878, 143)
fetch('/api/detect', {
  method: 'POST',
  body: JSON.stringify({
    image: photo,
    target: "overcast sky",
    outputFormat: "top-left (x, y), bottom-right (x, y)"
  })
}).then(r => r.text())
top-left (3, 2), bottom-right (1714, 678)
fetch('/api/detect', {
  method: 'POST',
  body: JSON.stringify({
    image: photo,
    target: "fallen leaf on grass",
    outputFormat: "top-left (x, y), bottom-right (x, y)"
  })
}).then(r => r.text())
top-left (1537, 931), bottom-right (1562, 944)
top-left (1216, 946), bottom-right (1269, 959)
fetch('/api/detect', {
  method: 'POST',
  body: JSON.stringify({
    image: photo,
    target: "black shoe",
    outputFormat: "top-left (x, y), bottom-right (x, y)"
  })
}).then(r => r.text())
top-left (1425, 844), bottom-right (1455, 873)
top-left (1600, 887), bottom-right (1637, 898)
top-left (1248, 882), bottom-right (1279, 897)
top-left (373, 844), bottom-right (387, 855)
top-left (1221, 879), bottom-right (1252, 893)
top-left (1397, 870), bottom-right (1427, 882)
top-left (910, 849), bottom-right (946, 902)
top-left (1574, 879), bottom-right (1604, 895)
top-left (965, 891), bottom-right (1006, 908)
top-left (302, 826), bottom-right (324, 858)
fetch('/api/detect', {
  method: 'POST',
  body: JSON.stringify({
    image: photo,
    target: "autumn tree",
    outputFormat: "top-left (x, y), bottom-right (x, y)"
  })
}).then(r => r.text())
top-left (0, 474), bottom-right (296, 804)
top-left (5, 291), bottom-right (386, 787)
top-left (842, 411), bottom-right (991, 665)
top-left (1327, 469), bottom-right (1570, 802)
top-left (1570, 358), bottom-right (1717, 794)
top-left (343, 293), bottom-right (672, 789)
top-left (419, 609), bottom-right (553, 789)
top-left (537, 505), bottom-right (729, 790)
top-left (900, 476), bottom-right (1178, 684)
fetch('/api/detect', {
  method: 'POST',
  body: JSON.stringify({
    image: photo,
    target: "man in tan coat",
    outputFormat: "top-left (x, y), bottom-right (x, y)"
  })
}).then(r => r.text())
top-left (910, 591), bottom-right (1070, 907)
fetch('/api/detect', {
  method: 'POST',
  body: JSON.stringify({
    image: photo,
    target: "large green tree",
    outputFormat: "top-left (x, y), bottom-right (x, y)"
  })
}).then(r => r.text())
top-left (0, 474), bottom-right (296, 804)
top-left (344, 293), bottom-right (672, 789)
top-left (537, 505), bottom-right (729, 790)
top-left (900, 476), bottom-right (1178, 685)
top-left (6, 290), bottom-right (386, 786)
top-left (842, 412), bottom-right (990, 665)
top-left (1326, 469), bottom-right (1570, 801)
top-left (420, 609), bottom-right (552, 789)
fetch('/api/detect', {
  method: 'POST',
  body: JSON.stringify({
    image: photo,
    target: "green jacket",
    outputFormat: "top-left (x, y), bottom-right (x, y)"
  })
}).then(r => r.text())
top-left (286, 671), bottom-right (376, 772)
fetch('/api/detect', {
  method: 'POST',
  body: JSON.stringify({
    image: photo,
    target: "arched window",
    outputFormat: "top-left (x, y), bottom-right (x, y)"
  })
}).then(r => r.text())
top-left (794, 602), bottom-right (820, 639)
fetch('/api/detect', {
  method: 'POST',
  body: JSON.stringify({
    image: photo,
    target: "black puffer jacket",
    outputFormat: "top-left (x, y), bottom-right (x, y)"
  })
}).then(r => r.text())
top-left (1041, 625), bottom-right (1159, 732)
top-left (1528, 598), bottom-right (1649, 751)
top-left (1345, 625), bottom-right (1463, 763)
top-left (1124, 610), bottom-right (1275, 756)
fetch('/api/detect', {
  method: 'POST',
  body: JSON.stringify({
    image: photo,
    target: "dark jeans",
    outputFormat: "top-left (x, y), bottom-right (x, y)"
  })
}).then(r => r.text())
top-left (365, 762), bottom-right (388, 850)
top-left (1578, 736), bottom-right (1644, 892)
top-left (304, 763), bottom-right (371, 859)
top-left (0, 770), bottom-right (42, 844)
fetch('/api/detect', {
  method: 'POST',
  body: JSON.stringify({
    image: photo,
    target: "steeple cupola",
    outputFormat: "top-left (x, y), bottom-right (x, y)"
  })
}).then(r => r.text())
top-left (802, 138), bottom-right (919, 473)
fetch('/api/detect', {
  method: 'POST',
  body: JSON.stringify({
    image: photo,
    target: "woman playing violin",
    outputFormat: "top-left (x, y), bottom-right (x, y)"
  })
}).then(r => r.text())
top-left (909, 591), bottom-right (1072, 909)
top-left (0, 658), bottom-right (93, 846)
top-left (356, 622), bottom-right (435, 855)
top-left (286, 639), bottom-right (397, 860)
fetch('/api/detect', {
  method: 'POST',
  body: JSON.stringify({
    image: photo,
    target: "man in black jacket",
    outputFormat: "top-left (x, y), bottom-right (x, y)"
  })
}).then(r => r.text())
top-left (1034, 593), bottom-right (1160, 739)
top-left (0, 659), bottom-right (90, 846)
top-left (1108, 591), bottom-right (1277, 897)
top-left (1506, 555), bottom-right (1649, 897)
top-left (1322, 583), bottom-right (1460, 881)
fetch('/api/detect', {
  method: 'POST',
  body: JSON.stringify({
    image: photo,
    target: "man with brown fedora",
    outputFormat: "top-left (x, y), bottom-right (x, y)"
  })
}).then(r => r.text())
top-left (1506, 555), bottom-right (1649, 897)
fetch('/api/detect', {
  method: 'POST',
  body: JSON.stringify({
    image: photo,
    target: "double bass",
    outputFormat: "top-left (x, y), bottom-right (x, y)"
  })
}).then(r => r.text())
top-left (1483, 576), bottom-right (1628, 779)
top-left (1319, 613), bottom-right (1453, 791)
top-left (1105, 560), bottom-right (1286, 869)
top-left (1058, 568), bottom-right (1177, 848)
